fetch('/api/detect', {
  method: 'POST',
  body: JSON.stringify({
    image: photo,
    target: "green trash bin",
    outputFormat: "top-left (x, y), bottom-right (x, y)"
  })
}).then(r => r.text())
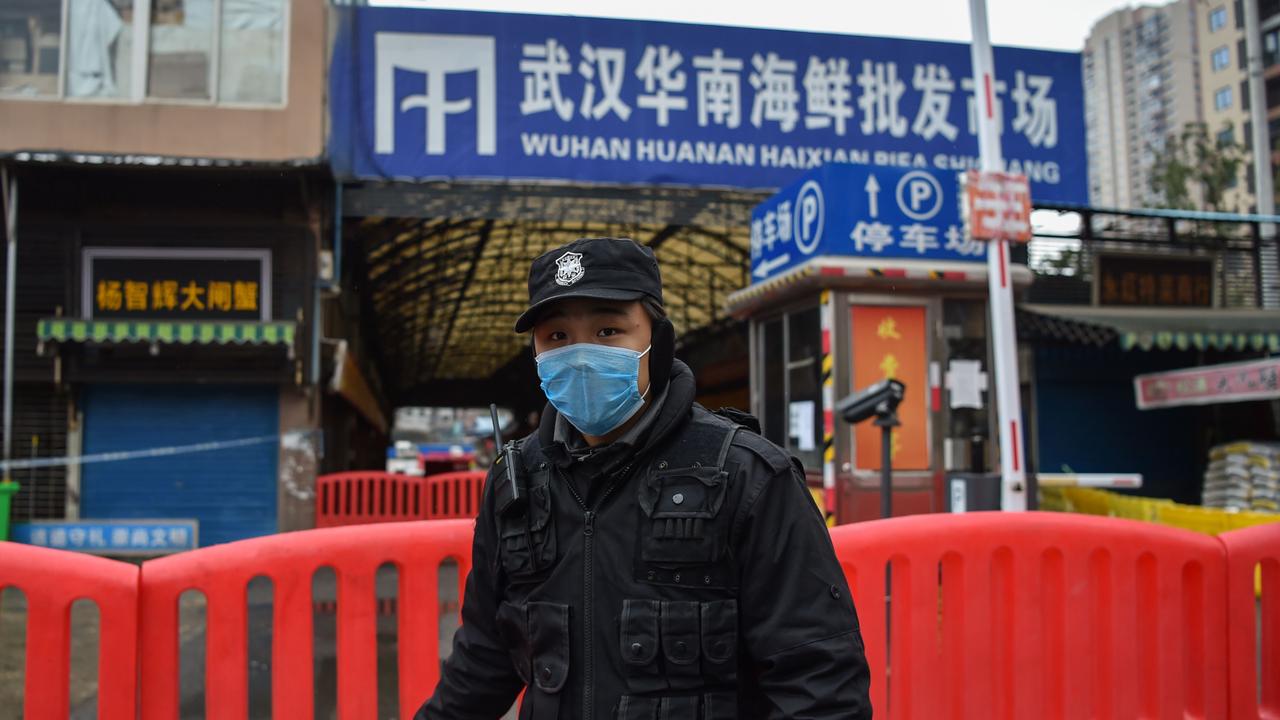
top-left (0, 480), bottom-right (18, 542)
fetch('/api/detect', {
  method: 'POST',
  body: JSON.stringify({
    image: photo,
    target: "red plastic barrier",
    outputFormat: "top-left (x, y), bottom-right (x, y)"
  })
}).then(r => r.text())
top-left (830, 512), bottom-right (1229, 720)
top-left (1222, 521), bottom-right (1280, 719)
top-left (316, 471), bottom-right (425, 528)
top-left (424, 470), bottom-right (486, 520)
top-left (138, 519), bottom-right (474, 720)
top-left (0, 543), bottom-right (138, 719)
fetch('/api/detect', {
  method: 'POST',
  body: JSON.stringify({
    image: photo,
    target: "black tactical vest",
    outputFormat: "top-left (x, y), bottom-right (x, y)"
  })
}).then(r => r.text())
top-left (489, 407), bottom-right (770, 720)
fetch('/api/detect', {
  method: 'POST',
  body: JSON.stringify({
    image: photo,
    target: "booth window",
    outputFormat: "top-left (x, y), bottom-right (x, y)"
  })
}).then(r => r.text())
top-left (0, 0), bottom-right (286, 104)
top-left (759, 307), bottom-right (823, 470)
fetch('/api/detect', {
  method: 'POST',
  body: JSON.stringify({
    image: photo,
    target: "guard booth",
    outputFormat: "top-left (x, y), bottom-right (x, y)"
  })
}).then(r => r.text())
top-left (727, 163), bottom-right (1030, 524)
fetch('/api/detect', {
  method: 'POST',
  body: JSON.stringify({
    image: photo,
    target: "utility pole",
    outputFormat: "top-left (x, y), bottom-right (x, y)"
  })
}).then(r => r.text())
top-left (967, 0), bottom-right (1028, 511)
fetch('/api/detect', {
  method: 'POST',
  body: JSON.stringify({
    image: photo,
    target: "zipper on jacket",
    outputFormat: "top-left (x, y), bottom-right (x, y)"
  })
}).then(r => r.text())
top-left (561, 463), bottom-right (631, 720)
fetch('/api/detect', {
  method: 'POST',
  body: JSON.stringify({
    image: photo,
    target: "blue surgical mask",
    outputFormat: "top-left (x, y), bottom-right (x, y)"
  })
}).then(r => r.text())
top-left (535, 343), bottom-right (652, 437)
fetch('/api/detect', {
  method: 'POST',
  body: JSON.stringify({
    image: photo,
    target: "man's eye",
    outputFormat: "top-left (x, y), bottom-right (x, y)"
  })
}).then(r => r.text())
top-left (549, 331), bottom-right (567, 341)
top-left (597, 328), bottom-right (619, 337)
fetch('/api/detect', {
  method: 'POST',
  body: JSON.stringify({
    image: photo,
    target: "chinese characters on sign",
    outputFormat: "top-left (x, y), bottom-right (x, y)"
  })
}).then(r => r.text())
top-left (12, 519), bottom-right (199, 555)
top-left (851, 305), bottom-right (929, 470)
top-left (1096, 255), bottom-right (1214, 308)
top-left (963, 170), bottom-right (1032, 242)
top-left (750, 163), bottom-right (983, 282)
top-left (1135, 357), bottom-right (1280, 410)
top-left (334, 8), bottom-right (1087, 200)
top-left (84, 249), bottom-right (271, 321)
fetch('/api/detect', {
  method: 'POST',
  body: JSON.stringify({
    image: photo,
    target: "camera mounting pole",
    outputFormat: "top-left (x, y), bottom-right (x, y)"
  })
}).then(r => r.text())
top-left (874, 411), bottom-right (900, 520)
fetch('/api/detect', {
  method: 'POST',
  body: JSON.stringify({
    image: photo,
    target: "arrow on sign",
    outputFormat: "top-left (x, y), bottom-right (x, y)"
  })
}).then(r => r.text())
top-left (753, 254), bottom-right (791, 279)
top-left (865, 174), bottom-right (881, 218)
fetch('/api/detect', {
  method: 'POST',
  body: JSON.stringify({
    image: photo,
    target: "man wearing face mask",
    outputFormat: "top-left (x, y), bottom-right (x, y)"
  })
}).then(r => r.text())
top-left (416, 237), bottom-right (871, 720)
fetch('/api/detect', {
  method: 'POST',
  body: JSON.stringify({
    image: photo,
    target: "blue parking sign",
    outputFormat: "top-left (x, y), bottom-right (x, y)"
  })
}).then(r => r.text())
top-left (750, 163), bottom-right (983, 283)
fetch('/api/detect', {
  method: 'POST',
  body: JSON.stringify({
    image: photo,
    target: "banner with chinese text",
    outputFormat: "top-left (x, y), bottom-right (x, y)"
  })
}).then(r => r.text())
top-left (330, 7), bottom-right (1086, 202)
top-left (84, 249), bottom-right (271, 321)
top-left (851, 305), bottom-right (929, 470)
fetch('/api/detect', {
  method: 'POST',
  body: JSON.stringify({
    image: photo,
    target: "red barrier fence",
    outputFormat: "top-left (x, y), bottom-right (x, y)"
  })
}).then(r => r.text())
top-left (425, 470), bottom-right (486, 520)
top-left (315, 472), bottom-right (428, 528)
top-left (315, 470), bottom-right (486, 527)
top-left (3, 512), bottom-right (1278, 719)
top-left (1222, 521), bottom-right (1280, 719)
top-left (830, 512), bottom-right (1229, 719)
top-left (138, 519), bottom-right (473, 719)
top-left (0, 543), bottom-right (139, 719)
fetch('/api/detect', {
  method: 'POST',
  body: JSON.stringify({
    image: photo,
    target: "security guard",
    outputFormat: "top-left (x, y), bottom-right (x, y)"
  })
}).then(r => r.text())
top-left (416, 237), bottom-right (871, 720)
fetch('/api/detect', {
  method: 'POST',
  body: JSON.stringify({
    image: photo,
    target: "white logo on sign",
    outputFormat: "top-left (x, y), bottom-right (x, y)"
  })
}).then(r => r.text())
top-left (375, 33), bottom-right (496, 157)
top-left (555, 252), bottom-right (585, 286)
top-left (793, 180), bottom-right (824, 255)
top-left (896, 171), bottom-right (943, 222)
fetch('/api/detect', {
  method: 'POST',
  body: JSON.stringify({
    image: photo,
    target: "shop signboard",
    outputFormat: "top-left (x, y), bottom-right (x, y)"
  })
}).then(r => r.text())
top-left (329, 7), bottom-right (1087, 202)
top-left (1096, 254), bottom-right (1214, 308)
top-left (750, 163), bottom-right (985, 283)
top-left (12, 519), bottom-right (199, 555)
top-left (1135, 356), bottom-right (1280, 410)
top-left (83, 248), bottom-right (272, 321)
top-left (851, 304), bottom-right (929, 470)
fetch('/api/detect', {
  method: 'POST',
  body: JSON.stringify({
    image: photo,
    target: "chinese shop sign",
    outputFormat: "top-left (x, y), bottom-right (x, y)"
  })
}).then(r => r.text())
top-left (12, 519), bottom-right (199, 555)
top-left (962, 169), bottom-right (1032, 242)
top-left (83, 249), bottom-right (271, 321)
top-left (1096, 254), bottom-right (1213, 308)
top-left (851, 305), bottom-right (929, 470)
top-left (1135, 356), bottom-right (1280, 410)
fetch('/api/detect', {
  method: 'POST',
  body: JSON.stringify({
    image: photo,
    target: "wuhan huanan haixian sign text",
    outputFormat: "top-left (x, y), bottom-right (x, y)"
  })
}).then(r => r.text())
top-left (329, 7), bottom-right (1087, 203)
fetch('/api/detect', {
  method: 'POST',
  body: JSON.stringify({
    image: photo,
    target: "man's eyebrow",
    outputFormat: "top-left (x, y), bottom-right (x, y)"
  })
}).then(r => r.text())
top-left (588, 305), bottom-right (629, 317)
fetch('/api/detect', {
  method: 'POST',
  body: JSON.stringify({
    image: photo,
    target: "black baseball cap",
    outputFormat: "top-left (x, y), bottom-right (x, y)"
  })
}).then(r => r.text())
top-left (515, 237), bottom-right (664, 333)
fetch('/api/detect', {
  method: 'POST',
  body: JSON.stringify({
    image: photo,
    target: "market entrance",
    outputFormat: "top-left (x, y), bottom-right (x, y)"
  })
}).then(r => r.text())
top-left (339, 181), bottom-right (764, 421)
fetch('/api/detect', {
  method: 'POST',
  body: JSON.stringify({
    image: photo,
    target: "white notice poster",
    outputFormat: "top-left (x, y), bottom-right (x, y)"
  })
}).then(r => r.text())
top-left (789, 401), bottom-right (816, 451)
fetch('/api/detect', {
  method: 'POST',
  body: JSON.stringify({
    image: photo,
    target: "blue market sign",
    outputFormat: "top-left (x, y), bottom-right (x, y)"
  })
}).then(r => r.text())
top-left (13, 519), bottom-right (198, 555)
top-left (330, 7), bottom-right (1087, 203)
top-left (750, 164), bottom-right (981, 282)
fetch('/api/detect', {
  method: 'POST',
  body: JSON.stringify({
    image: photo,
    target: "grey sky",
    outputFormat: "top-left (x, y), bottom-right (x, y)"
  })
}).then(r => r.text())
top-left (370, 0), bottom-right (1133, 51)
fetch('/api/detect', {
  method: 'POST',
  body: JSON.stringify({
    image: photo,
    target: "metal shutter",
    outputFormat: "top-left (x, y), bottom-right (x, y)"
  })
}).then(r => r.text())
top-left (81, 384), bottom-right (278, 546)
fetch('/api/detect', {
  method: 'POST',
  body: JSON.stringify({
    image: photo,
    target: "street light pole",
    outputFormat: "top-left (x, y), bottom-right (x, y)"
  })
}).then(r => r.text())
top-left (967, 0), bottom-right (1028, 511)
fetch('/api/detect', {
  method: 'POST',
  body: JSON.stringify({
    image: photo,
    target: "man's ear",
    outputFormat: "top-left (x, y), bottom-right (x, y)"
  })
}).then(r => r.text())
top-left (647, 318), bottom-right (675, 395)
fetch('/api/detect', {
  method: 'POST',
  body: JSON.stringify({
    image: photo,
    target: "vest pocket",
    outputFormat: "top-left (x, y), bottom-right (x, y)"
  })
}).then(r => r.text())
top-left (699, 600), bottom-right (737, 683)
top-left (638, 467), bottom-right (728, 564)
top-left (616, 695), bottom-right (659, 720)
top-left (660, 600), bottom-right (701, 681)
top-left (497, 481), bottom-right (557, 579)
top-left (528, 601), bottom-right (570, 693)
top-left (620, 599), bottom-right (664, 693)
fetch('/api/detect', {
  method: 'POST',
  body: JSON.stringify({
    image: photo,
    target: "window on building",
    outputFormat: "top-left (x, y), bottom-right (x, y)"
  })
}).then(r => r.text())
top-left (1218, 125), bottom-right (1235, 146)
top-left (1239, 39), bottom-right (1249, 70)
top-left (1210, 6), bottom-right (1228, 31)
top-left (0, 0), bottom-right (63, 97)
top-left (1216, 85), bottom-right (1234, 109)
top-left (1242, 79), bottom-right (1251, 111)
top-left (1, 0), bottom-right (286, 105)
top-left (1213, 46), bottom-right (1231, 71)
top-left (757, 307), bottom-right (823, 470)
top-left (1266, 30), bottom-right (1280, 67)
top-left (1234, 0), bottom-right (1244, 29)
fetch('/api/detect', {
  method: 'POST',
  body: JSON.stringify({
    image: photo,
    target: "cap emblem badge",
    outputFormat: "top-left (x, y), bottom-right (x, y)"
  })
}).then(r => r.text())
top-left (554, 251), bottom-right (585, 286)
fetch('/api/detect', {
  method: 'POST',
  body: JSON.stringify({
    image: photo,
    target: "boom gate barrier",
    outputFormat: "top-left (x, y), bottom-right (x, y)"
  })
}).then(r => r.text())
top-left (2, 513), bottom-right (1277, 718)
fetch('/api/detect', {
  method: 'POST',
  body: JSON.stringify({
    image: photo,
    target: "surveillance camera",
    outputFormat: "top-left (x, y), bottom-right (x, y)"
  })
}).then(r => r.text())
top-left (836, 379), bottom-right (906, 424)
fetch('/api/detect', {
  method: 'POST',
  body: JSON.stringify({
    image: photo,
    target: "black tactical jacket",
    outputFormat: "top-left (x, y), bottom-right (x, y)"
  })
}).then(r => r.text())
top-left (417, 362), bottom-right (871, 720)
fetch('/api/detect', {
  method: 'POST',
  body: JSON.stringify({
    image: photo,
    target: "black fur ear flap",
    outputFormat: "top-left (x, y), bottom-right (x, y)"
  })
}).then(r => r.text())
top-left (647, 318), bottom-right (676, 395)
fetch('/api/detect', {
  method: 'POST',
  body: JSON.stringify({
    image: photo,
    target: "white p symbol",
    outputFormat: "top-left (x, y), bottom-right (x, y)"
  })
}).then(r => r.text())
top-left (793, 180), bottom-right (824, 255)
top-left (896, 171), bottom-right (943, 222)
top-left (910, 180), bottom-right (932, 211)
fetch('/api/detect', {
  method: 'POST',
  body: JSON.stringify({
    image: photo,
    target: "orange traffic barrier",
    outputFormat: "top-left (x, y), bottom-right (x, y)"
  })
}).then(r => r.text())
top-left (424, 470), bottom-right (486, 520)
top-left (830, 512), bottom-right (1229, 719)
top-left (316, 471), bottom-right (426, 528)
top-left (1222, 521), bottom-right (1280, 719)
top-left (0, 542), bottom-right (139, 719)
top-left (137, 519), bottom-right (474, 720)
